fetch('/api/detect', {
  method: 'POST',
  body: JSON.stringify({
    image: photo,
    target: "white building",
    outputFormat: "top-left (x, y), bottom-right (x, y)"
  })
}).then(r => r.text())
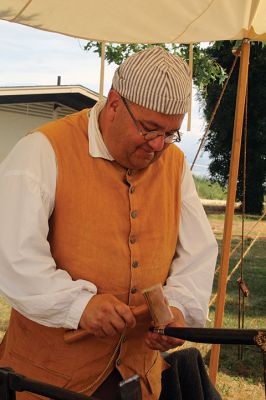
top-left (0, 85), bottom-right (99, 162)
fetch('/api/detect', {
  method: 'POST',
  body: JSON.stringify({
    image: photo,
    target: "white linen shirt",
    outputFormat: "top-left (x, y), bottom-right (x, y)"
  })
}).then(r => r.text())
top-left (0, 101), bottom-right (218, 329)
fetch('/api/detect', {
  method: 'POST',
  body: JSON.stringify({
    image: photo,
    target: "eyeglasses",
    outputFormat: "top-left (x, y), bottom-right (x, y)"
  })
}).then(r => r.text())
top-left (121, 97), bottom-right (182, 144)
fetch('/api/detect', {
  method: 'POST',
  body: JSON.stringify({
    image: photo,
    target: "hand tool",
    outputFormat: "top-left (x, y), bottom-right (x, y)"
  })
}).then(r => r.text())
top-left (64, 283), bottom-right (173, 344)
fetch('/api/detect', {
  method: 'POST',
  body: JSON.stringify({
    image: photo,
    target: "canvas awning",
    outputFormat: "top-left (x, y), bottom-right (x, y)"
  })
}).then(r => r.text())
top-left (1, 0), bottom-right (266, 43)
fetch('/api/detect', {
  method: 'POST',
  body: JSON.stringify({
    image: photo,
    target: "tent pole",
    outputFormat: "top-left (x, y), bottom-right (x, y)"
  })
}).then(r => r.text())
top-left (209, 39), bottom-right (250, 385)
top-left (99, 41), bottom-right (106, 100)
top-left (187, 43), bottom-right (193, 131)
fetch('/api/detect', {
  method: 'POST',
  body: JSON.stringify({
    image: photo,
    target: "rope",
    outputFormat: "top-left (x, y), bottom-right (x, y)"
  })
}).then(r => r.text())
top-left (10, 0), bottom-right (33, 21)
top-left (191, 48), bottom-right (240, 171)
top-left (209, 230), bottom-right (263, 308)
top-left (213, 209), bottom-right (266, 277)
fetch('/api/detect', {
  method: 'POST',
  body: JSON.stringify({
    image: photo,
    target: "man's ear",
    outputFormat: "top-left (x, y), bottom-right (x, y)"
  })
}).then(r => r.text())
top-left (106, 90), bottom-right (121, 121)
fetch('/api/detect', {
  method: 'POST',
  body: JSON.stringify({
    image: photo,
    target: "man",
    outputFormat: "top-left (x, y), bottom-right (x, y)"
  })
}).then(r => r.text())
top-left (0, 47), bottom-right (218, 399)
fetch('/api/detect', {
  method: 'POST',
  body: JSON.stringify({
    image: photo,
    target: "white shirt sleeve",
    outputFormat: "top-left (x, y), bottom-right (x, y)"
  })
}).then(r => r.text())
top-left (163, 158), bottom-right (218, 327)
top-left (0, 133), bottom-right (97, 329)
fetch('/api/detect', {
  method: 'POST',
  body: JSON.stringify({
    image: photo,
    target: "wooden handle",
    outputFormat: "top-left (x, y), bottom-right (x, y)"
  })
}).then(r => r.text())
top-left (131, 303), bottom-right (148, 317)
top-left (64, 303), bottom-right (148, 344)
top-left (64, 328), bottom-right (90, 343)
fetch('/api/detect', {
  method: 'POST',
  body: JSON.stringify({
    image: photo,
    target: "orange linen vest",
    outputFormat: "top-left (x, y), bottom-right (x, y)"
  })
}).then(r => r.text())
top-left (0, 109), bottom-right (184, 400)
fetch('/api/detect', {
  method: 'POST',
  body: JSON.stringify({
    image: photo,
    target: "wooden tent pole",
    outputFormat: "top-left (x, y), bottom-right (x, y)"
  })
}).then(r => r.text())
top-left (99, 41), bottom-right (106, 100)
top-left (209, 39), bottom-right (250, 384)
top-left (187, 43), bottom-right (193, 131)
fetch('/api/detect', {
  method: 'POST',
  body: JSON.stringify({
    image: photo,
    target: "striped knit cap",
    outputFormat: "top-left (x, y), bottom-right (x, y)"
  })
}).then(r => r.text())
top-left (112, 46), bottom-right (190, 115)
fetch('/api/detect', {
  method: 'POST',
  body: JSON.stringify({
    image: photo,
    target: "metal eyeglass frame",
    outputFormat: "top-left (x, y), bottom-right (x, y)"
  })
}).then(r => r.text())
top-left (121, 97), bottom-right (181, 144)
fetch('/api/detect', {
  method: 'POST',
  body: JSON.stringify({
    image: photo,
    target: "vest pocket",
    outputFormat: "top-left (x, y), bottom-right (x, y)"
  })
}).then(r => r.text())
top-left (8, 350), bottom-right (72, 388)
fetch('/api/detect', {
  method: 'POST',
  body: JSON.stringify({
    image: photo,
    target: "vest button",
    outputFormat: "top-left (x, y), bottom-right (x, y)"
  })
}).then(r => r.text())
top-left (122, 336), bottom-right (127, 343)
top-left (127, 169), bottom-right (132, 176)
top-left (116, 358), bottom-right (122, 366)
top-left (131, 287), bottom-right (137, 294)
top-left (130, 186), bottom-right (135, 194)
top-left (129, 236), bottom-right (136, 244)
top-left (132, 260), bottom-right (139, 268)
top-left (131, 210), bottom-right (138, 219)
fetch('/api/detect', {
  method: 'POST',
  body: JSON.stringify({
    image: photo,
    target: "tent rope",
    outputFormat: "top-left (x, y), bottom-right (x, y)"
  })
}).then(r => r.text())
top-left (208, 230), bottom-right (263, 308)
top-left (190, 47), bottom-right (240, 171)
top-left (209, 209), bottom-right (265, 306)
top-left (213, 209), bottom-right (266, 277)
top-left (10, 0), bottom-right (33, 21)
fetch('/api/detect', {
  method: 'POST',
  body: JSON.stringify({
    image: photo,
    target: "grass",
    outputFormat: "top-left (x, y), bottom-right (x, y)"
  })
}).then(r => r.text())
top-left (0, 296), bottom-right (10, 339)
top-left (193, 176), bottom-right (227, 200)
top-left (200, 210), bottom-right (265, 399)
top-left (208, 213), bottom-right (266, 223)
top-left (0, 214), bottom-right (265, 399)
top-left (206, 237), bottom-right (265, 399)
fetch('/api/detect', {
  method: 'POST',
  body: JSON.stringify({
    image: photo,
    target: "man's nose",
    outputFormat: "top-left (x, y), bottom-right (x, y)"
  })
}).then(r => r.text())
top-left (147, 135), bottom-right (165, 151)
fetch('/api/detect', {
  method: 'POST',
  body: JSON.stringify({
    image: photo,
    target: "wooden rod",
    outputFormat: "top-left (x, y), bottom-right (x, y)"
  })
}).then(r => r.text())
top-left (209, 39), bottom-right (250, 384)
top-left (187, 43), bottom-right (193, 131)
top-left (99, 41), bottom-right (106, 100)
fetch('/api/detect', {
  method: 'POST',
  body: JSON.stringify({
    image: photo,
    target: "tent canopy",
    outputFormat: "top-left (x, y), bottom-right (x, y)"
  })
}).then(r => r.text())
top-left (1, 0), bottom-right (266, 43)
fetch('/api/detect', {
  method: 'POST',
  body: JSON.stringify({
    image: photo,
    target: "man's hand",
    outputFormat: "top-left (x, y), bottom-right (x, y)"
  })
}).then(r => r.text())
top-left (79, 294), bottom-right (136, 338)
top-left (144, 307), bottom-right (185, 351)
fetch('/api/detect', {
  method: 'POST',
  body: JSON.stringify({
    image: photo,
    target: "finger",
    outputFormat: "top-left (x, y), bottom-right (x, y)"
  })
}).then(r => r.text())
top-left (114, 304), bottom-right (136, 328)
top-left (144, 332), bottom-right (167, 348)
top-left (108, 313), bottom-right (128, 333)
top-left (94, 328), bottom-right (107, 338)
top-left (101, 322), bottom-right (120, 337)
top-left (144, 337), bottom-right (168, 351)
top-left (157, 333), bottom-right (184, 348)
top-left (145, 331), bottom-right (164, 342)
top-left (146, 338), bottom-right (173, 352)
top-left (163, 335), bottom-right (185, 347)
top-left (146, 329), bottom-right (184, 346)
top-left (88, 309), bottom-right (127, 335)
top-left (145, 332), bottom-right (184, 350)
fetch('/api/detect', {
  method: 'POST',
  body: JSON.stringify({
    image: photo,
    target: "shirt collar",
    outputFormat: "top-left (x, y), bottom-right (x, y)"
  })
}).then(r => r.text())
top-left (88, 99), bottom-right (114, 161)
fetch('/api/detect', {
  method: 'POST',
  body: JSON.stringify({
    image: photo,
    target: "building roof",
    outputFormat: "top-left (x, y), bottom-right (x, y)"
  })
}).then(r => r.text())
top-left (0, 84), bottom-right (101, 119)
top-left (0, 85), bottom-right (99, 110)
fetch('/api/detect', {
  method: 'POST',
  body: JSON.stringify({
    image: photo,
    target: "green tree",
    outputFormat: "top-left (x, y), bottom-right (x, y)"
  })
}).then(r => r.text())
top-left (199, 41), bottom-right (266, 214)
top-left (84, 42), bottom-right (227, 91)
top-left (85, 41), bottom-right (266, 214)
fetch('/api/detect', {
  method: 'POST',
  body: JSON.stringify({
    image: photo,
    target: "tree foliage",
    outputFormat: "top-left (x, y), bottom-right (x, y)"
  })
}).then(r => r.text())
top-left (84, 41), bottom-right (266, 214)
top-left (199, 41), bottom-right (266, 214)
top-left (84, 42), bottom-right (227, 92)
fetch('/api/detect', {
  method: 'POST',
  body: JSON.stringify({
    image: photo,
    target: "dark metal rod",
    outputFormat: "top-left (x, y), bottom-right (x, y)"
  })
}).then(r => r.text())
top-left (0, 368), bottom-right (95, 400)
top-left (150, 327), bottom-right (266, 345)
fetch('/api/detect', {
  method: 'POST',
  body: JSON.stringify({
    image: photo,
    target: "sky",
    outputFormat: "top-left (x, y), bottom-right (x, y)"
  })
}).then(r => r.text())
top-left (0, 19), bottom-right (210, 176)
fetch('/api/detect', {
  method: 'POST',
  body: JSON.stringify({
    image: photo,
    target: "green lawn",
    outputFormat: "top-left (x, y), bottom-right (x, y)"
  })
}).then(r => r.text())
top-left (205, 237), bottom-right (265, 399)
top-left (193, 176), bottom-right (227, 200)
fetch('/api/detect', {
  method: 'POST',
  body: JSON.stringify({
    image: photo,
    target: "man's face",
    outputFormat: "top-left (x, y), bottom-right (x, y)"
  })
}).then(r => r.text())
top-left (101, 90), bottom-right (185, 170)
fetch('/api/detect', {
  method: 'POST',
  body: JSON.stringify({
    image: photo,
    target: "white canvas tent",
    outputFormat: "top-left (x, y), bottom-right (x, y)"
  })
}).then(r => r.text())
top-left (0, 0), bottom-right (266, 43)
top-left (1, 0), bottom-right (265, 385)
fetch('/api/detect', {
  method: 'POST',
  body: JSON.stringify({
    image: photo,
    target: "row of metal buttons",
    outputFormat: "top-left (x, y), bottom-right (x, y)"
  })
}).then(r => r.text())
top-left (128, 170), bottom-right (139, 297)
top-left (117, 172), bottom-right (138, 368)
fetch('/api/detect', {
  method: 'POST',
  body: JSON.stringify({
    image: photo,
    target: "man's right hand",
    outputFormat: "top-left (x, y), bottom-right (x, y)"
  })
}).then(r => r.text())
top-left (79, 294), bottom-right (136, 338)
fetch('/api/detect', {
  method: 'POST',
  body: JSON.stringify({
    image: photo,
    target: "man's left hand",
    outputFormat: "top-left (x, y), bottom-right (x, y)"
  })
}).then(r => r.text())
top-left (144, 307), bottom-right (185, 351)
